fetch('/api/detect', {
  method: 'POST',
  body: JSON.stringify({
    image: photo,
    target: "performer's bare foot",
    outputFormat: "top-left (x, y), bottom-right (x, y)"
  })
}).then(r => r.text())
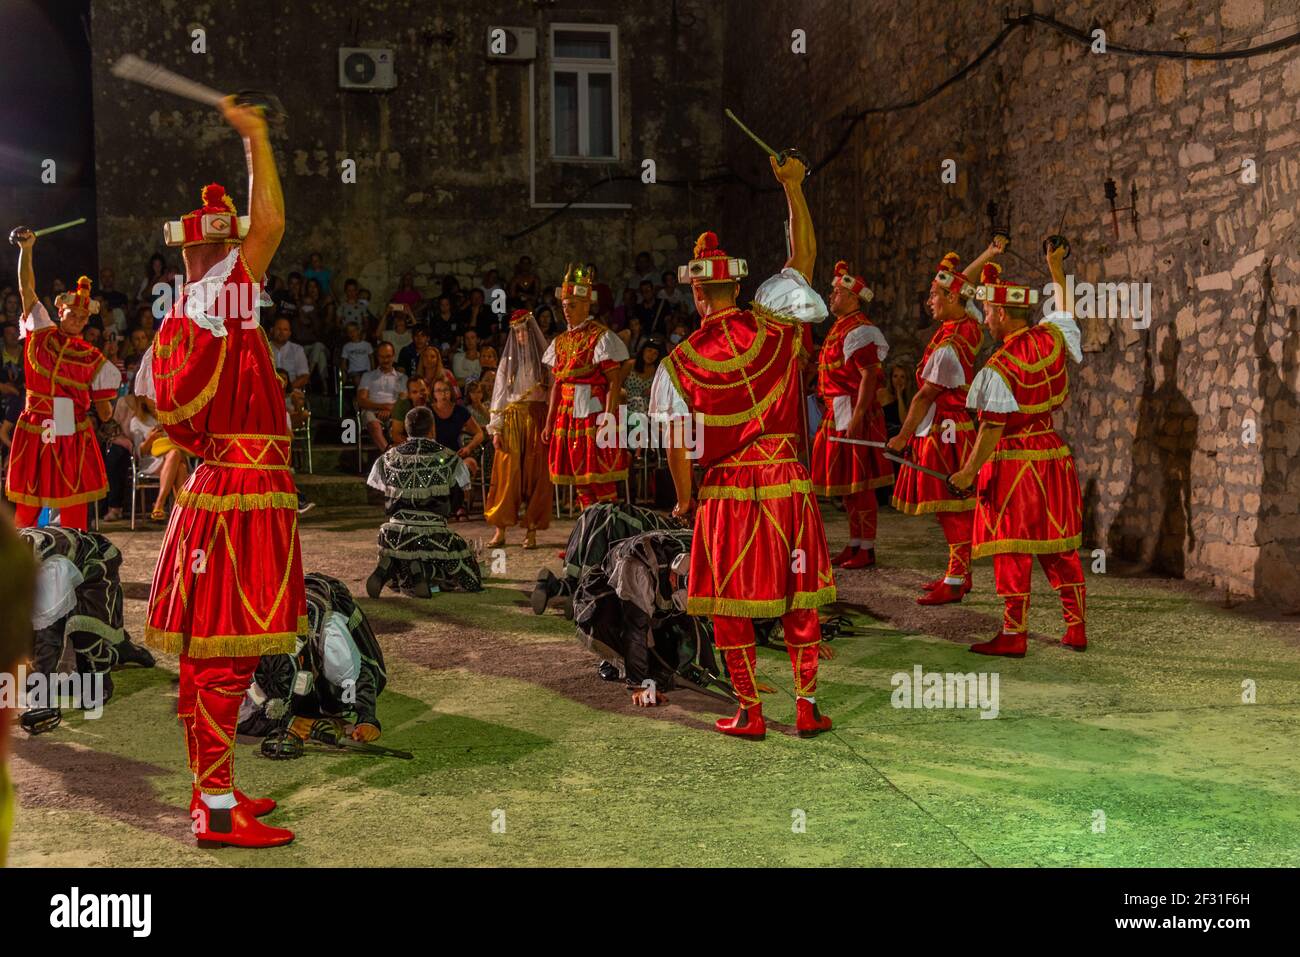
top-left (486, 529), bottom-right (506, 548)
top-left (1061, 623), bottom-right (1087, 651)
top-left (191, 786), bottom-right (276, 818)
top-left (840, 548), bottom-right (875, 569)
top-left (522, 528), bottom-right (537, 549)
top-left (150, 505), bottom-right (167, 521)
top-left (194, 803), bottom-right (294, 849)
top-left (830, 544), bottom-right (856, 567)
top-left (969, 632), bottom-right (1027, 657)
top-left (715, 704), bottom-right (766, 738)
top-left (817, 643), bottom-right (835, 660)
top-left (795, 697), bottom-right (833, 736)
top-left (630, 688), bottom-right (667, 707)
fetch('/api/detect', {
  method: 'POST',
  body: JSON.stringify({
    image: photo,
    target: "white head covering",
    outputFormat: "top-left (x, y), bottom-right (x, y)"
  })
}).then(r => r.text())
top-left (488, 314), bottom-right (551, 434)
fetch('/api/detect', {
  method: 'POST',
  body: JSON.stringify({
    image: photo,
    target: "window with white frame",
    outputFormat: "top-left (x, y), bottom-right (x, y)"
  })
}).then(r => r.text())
top-left (550, 24), bottom-right (618, 160)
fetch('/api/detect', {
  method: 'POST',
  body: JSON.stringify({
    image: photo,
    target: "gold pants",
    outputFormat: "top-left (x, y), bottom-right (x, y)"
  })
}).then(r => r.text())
top-left (484, 402), bottom-right (552, 531)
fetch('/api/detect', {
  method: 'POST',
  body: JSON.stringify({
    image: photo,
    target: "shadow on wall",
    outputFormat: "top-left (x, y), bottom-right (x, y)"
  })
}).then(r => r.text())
top-left (1252, 258), bottom-right (1300, 609)
top-left (1107, 326), bottom-right (1196, 577)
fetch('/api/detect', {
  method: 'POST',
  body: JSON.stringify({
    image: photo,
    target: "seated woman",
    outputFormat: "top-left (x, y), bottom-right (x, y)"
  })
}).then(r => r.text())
top-left (430, 378), bottom-right (485, 520)
top-left (364, 406), bottom-right (483, 598)
top-left (133, 346), bottom-right (190, 521)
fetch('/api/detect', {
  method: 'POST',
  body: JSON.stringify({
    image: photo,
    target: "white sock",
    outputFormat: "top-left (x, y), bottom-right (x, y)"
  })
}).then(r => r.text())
top-left (860, 539), bottom-right (875, 549)
top-left (201, 792), bottom-right (237, 810)
top-left (799, 695), bottom-right (815, 704)
top-left (943, 575), bottom-right (964, 586)
top-left (848, 538), bottom-right (862, 548)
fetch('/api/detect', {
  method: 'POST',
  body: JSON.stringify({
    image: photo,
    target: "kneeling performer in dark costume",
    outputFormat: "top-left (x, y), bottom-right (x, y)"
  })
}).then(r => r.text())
top-left (238, 573), bottom-right (386, 744)
top-left (365, 406), bottom-right (484, 597)
top-left (18, 526), bottom-right (154, 734)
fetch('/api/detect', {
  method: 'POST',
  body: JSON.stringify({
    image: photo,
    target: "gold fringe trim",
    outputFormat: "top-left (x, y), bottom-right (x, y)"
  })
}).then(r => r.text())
top-left (6, 487), bottom-right (107, 507)
top-left (687, 584), bottom-right (837, 618)
top-left (550, 468), bottom-right (629, 485)
top-left (699, 478), bottom-right (814, 501)
top-left (17, 417), bottom-right (90, 434)
top-left (990, 444), bottom-right (1073, 462)
top-left (813, 475), bottom-right (893, 496)
top-left (174, 489), bottom-right (301, 512)
top-left (971, 535), bottom-right (1082, 559)
top-left (891, 496), bottom-right (976, 515)
top-left (157, 337), bottom-right (227, 425)
top-left (143, 614), bottom-right (308, 658)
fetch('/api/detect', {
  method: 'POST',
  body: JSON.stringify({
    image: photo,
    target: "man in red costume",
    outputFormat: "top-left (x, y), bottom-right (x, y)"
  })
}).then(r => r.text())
top-left (887, 240), bottom-right (1004, 605)
top-left (5, 234), bottom-right (121, 529)
top-left (143, 97), bottom-right (302, 848)
top-left (649, 154), bottom-right (834, 739)
top-left (949, 241), bottom-right (1085, 656)
top-left (811, 260), bottom-right (891, 570)
top-left (541, 264), bottom-right (629, 508)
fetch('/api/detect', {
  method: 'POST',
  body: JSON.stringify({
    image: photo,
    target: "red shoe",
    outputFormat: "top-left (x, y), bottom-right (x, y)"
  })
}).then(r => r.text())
top-left (1061, 624), bottom-right (1087, 651)
top-left (840, 548), bottom-right (876, 569)
top-left (830, 545), bottom-right (857, 567)
top-left (970, 632), bottom-right (1027, 658)
top-left (715, 704), bottom-right (766, 739)
top-left (193, 803), bottom-right (294, 849)
top-left (795, 698), bottom-right (833, 736)
top-left (917, 578), bottom-right (968, 605)
top-left (192, 787), bottom-right (276, 818)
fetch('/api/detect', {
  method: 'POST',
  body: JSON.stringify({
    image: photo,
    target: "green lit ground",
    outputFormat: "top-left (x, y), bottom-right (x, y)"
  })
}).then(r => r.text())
top-left (9, 504), bottom-right (1300, 867)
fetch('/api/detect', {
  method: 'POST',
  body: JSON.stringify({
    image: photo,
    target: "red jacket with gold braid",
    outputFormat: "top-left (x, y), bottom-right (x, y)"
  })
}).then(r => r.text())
top-left (652, 304), bottom-right (834, 618)
top-left (891, 316), bottom-right (983, 515)
top-left (144, 249), bottom-right (306, 658)
top-left (5, 307), bottom-right (119, 508)
top-left (967, 313), bottom-right (1083, 558)
top-left (810, 310), bottom-right (891, 495)
top-left (544, 318), bottom-right (628, 485)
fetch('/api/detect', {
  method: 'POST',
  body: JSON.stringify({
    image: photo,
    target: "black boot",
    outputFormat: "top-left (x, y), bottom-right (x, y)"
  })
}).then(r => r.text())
top-left (410, 565), bottom-right (433, 599)
top-left (114, 636), bottom-right (155, 668)
top-left (366, 557), bottom-right (393, 599)
top-left (531, 568), bottom-right (560, 615)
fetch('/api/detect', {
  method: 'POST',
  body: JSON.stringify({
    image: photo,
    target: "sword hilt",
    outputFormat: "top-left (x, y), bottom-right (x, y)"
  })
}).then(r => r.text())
top-left (8, 226), bottom-right (33, 247)
top-left (1043, 234), bottom-right (1071, 260)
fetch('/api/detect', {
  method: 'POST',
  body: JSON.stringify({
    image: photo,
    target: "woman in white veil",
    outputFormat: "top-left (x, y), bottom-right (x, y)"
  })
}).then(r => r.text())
top-left (484, 310), bottom-right (553, 547)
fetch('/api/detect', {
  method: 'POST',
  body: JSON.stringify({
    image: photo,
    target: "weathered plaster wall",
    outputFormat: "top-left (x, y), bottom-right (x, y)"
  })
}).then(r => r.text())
top-left (721, 0), bottom-right (1300, 604)
top-left (90, 0), bottom-right (728, 296)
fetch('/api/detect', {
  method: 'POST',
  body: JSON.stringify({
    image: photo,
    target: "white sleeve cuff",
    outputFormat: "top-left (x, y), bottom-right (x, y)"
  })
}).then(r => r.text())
top-left (920, 344), bottom-right (966, 389)
top-left (843, 324), bottom-right (889, 363)
top-left (754, 267), bottom-right (829, 324)
top-left (1042, 311), bottom-right (1082, 363)
top-left (92, 359), bottom-right (122, 395)
top-left (966, 368), bottom-right (1020, 413)
top-left (365, 456), bottom-right (388, 493)
top-left (648, 363), bottom-right (689, 417)
top-left (21, 301), bottom-right (54, 338)
top-left (595, 329), bottom-right (629, 364)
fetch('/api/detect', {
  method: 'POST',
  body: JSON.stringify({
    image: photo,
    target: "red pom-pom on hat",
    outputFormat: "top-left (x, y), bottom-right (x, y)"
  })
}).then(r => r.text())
top-left (938, 251), bottom-right (961, 272)
top-left (694, 231), bottom-right (725, 258)
top-left (201, 183), bottom-right (236, 214)
top-left (980, 262), bottom-right (1003, 284)
top-left (833, 259), bottom-right (850, 278)
top-left (76, 275), bottom-right (92, 292)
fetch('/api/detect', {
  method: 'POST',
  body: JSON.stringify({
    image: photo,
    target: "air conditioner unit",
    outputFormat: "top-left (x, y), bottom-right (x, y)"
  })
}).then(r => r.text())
top-left (486, 26), bottom-right (537, 61)
top-left (339, 48), bottom-right (396, 91)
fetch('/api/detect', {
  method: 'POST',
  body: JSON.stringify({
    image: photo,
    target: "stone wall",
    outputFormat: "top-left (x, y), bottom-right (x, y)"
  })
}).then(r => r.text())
top-left (720, 0), bottom-right (1300, 604)
top-left (89, 0), bottom-right (728, 299)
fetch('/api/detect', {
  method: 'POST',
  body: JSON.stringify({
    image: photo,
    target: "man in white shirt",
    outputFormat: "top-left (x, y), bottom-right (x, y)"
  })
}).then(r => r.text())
top-left (269, 318), bottom-right (309, 391)
top-left (357, 342), bottom-right (408, 452)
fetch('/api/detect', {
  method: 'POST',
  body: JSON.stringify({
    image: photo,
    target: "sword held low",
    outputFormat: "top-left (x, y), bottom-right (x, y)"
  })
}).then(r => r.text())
top-left (828, 435), bottom-right (974, 499)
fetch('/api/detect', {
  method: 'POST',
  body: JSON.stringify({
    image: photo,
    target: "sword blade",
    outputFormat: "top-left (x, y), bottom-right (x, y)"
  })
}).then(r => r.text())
top-left (110, 54), bottom-right (226, 108)
top-left (828, 435), bottom-right (953, 483)
top-left (32, 218), bottom-right (87, 237)
top-left (724, 108), bottom-right (778, 157)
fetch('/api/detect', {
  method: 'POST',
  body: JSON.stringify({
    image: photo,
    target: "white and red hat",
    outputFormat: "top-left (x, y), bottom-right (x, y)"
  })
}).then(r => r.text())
top-left (678, 231), bottom-right (747, 284)
top-left (831, 260), bottom-right (873, 304)
top-left (932, 251), bottom-right (975, 298)
top-left (556, 263), bottom-right (598, 303)
top-left (55, 275), bottom-right (100, 316)
top-left (163, 183), bottom-right (250, 248)
top-left (974, 262), bottom-right (1039, 308)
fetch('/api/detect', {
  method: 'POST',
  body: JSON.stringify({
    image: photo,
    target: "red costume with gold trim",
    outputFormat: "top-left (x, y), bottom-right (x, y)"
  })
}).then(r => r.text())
top-left (892, 252), bottom-right (983, 598)
top-left (811, 262), bottom-right (891, 567)
top-left (143, 184), bottom-right (306, 806)
top-left (967, 265), bottom-right (1085, 653)
top-left (651, 232), bottom-right (834, 732)
top-left (544, 271), bottom-right (629, 507)
top-left (6, 278), bottom-right (120, 529)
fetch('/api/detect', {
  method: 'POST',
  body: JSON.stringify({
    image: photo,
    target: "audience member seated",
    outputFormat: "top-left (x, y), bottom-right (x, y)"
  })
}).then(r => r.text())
top-left (340, 321), bottom-right (374, 385)
top-left (452, 329), bottom-right (482, 383)
top-left (389, 271), bottom-right (422, 311)
top-left (357, 342), bottom-right (408, 454)
top-left (417, 344), bottom-right (459, 400)
top-left (270, 317), bottom-right (310, 392)
top-left (430, 379), bottom-right (484, 520)
top-left (364, 405), bottom-right (483, 598)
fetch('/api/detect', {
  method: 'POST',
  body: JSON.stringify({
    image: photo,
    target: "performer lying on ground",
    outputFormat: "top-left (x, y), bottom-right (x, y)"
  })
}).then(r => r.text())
top-left (948, 241), bottom-right (1086, 656)
top-left (5, 233), bottom-right (121, 530)
top-left (530, 500), bottom-right (681, 616)
top-left (365, 405), bottom-right (483, 598)
top-left (238, 573), bottom-right (386, 742)
top-left (887, 239), bottom-right (1005, 605)
top-left (18, 526), bottom-right (155, 734)
top-left (143, 97), bottom-right (303, 849)
top-left (649, 154), bottom-right (835, 739)
top-left (811, 260), bottom-right (892, 570)
top-left (541, 264), bottom-right (629, 508)
top-left (484, 309), bottom-right (552, 548)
